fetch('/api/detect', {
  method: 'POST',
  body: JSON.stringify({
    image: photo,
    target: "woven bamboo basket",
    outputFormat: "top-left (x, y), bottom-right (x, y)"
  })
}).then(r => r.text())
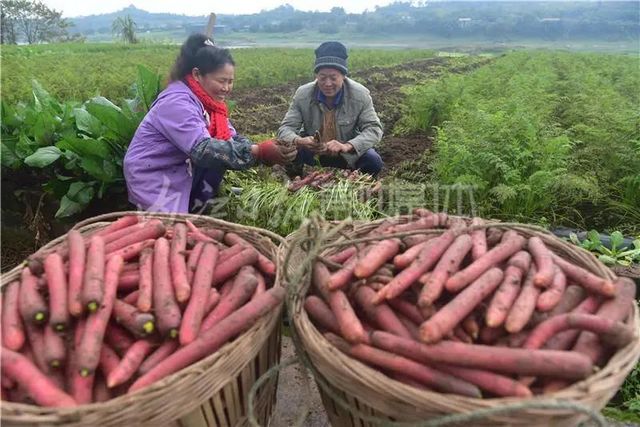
top-left (282, 215), bottom-right (640, 427)
top-left (1, 211), bottom-right (285, 427)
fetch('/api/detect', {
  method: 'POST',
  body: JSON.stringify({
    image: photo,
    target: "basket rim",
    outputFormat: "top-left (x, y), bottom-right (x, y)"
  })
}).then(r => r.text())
top-left (1, 212), bottom-right (286, 423)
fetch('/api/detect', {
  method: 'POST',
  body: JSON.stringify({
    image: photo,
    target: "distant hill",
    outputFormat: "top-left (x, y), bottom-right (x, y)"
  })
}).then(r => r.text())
top-left (69, 2), bottom-right (639, 43)
top-left (69, 5), bottom-right (209, 36)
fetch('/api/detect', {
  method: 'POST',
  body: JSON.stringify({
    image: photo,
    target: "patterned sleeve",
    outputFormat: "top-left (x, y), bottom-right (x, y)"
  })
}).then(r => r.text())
top-left (189, 136), bottom-right (257, 170)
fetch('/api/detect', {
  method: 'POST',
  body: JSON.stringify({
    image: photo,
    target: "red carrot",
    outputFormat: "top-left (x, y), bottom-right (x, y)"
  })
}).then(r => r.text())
top-left (104, 219), bottom-right (165, 254)
top-left (435, 363), bottom-right (532, 397)
top-left (528, 237), bottom-right (555, 288)
top-left (19, 267), bottom-right (48, 324)
top-left (107, 339), bottom-right (155, 388)
top-left (552, 254), bottom-right (616, 297)
top-left (354, 286), bottom-right (412, 339)
top-left (462, 315), bottom-right (480, 341)
top-left (129, 287), bottom-right (285, 392)
top-left (152, 238), bottom-right (182, 338)
top-left (524, 313), bottom-right (633, 351)
top-left (202, 227), bottom-right (225, 241)
top-left (470, 217), bottom-right (488, 260)
top-left (393, 240), bottom-right (429, 269)
top-left (571, 277), bottom-right (635, 364)
top-left (485, 265), bottom-right (524, 328)
top-left (109, 239), bottom-right (155, 262)
top-left (44, 252), bottom-right (69, 332)
top-left (78, 255), bottom-right (124, 376)
top-left (354, 239), bottom-right (401, 279)
top-left (387, 297), bottom-right (425, 325)
top-left (218, 244), bottom-right (244, 263)
top-left (505, 267), bottom-right (540, 333)
top-left (113, 300), bottom-right (155, 337)
top-left (537, 267), bottom-right (567, 312)
top-left (95, 215), bottom-right (140, 237)
top-left (118, 270), bottom-right (140, 291)
top-left (212, 248), bottom-right (259, 286)
top-left (327, 254), bottom-right (359, 291)
top-left (304, 295), bottom-right (341, 334)
top-left (206, 289), bottom-right (221, 313)
top-left (507, 250), bottom-right (532, 273)
top-left (137, 248), bottom-right (153, 313)
top-left (105, 323), bottom-right (136, 356)
top-left (371, 331), bottom-right (594, 379)
top-left (93, 375), bottom-right (111, 402)
top-left (99, 343), bottom-right (121, 379)
top-left (185, 219), bottom-right (216, 243)
top-left (224, 232), bottom-right (276, 277)
top-left (186, 241), bottom-right (205, 285)
top-left (170, 223), bottom-right (191, 303)
top-left (44, 324), bottom-right (66, 369)
top-left (325, 333), bottom-right (481, 397)
top-left (252, 272), bottom-right (267, 299)
top-left (327, 246), bottom-right (357, 264)
top-left (376, 230), bottom-right (456, 303)
top-left (67, 229), bottom-right (86, 317)
top-left (446, 231), bottom-right (525, 292)
top-left (82, 235), bottom-right (106, 312)
top-left (2, 280), bottom-right (25, 350)
top-left (543, 294), bottom-right (602, 350)
top-left (420, 268), bottom-right (504, 343)
top-left (201, 265), bottom-right (258, 332)
top-left (2, 349), bottom-right (76, 407)
top-left (419, 234), bottom-right (473, 306)
top-left (479, 325), bottom-right (506, 345)
top-left (138, 340), bottom-right (180, 375)
top-left (389, 215), bottom-right (439, 233)
top-left (180, 243), bottom-right (219, 345)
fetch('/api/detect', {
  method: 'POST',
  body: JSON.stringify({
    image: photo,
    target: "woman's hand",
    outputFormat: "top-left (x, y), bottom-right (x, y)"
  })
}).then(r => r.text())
top-left (255, 140), bottom-right (297, 165)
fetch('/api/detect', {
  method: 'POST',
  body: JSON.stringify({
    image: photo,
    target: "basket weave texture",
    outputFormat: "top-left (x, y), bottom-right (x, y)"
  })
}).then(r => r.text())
top-left (1, 211), bottom-right (285, 427)
top-left (282, 215), bottom-right (640, 427)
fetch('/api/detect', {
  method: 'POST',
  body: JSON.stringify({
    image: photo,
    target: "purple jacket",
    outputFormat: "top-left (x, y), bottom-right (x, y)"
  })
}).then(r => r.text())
top-left (124, 81), bottom-right (237, 213)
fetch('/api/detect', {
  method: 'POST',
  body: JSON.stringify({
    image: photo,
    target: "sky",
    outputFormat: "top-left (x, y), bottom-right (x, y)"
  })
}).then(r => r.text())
top-left (40, 1), bottom-right (402, 18)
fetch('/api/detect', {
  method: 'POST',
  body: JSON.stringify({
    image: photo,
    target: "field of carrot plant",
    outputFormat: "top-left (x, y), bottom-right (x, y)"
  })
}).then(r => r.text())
top-left (0, 43), bottom-right (436, 104)
top-left (0, 42), bottom-right (639, 421)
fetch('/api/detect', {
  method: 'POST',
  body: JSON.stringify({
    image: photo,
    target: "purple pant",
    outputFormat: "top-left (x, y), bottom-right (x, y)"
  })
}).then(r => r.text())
top-left (295, 148), bottom-right (383, 177)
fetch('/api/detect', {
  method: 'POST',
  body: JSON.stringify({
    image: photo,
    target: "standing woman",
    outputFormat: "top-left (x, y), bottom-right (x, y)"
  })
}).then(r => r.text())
top-left (124, 33), bottom-right (295, 213)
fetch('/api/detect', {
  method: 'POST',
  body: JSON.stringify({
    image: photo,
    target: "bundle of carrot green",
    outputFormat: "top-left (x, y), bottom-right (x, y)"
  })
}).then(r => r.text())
top-left (304, 210), bottom-right (636, 399)
top-left (0, 215), bottom-right (284, 407)
top-left (288, 167), bottom-right (381, 193)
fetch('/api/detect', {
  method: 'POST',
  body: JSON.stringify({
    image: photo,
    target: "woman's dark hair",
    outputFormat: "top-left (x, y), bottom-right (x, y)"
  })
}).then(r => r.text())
top-left (169, 33), bottom-right (235, 81)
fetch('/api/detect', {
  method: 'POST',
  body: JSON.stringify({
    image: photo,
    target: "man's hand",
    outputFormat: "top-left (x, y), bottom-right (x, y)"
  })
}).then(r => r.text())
top-left (295, 136), bottom-right (326, 154)
top-left (325, 140), bottom-right (353, 155)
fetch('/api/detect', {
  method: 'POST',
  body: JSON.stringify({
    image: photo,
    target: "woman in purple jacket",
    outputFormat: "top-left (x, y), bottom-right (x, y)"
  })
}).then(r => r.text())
top-left (124, 34), bottom-right (296, 213)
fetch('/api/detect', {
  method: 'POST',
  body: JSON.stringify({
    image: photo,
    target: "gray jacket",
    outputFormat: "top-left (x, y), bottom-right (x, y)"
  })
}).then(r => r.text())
top-left (277, 78), bottom-right (383, 167)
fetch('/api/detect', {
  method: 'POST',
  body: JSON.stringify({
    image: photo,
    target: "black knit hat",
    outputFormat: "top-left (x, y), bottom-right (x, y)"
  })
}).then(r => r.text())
top-left (314, 41), bottom-right (348, 75)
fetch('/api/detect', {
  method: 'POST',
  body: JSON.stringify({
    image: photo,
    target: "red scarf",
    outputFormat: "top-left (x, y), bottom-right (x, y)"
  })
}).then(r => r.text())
top-left (184, 74), bottom-right (231, 141)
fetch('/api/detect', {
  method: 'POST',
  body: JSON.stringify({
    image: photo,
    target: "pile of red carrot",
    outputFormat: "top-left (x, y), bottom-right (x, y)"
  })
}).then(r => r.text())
top-left (1, 215), bottom-right (285, 407)
top-left (305, 210), bottom-right (636, 398)
top-left (288, 168), bottom-right (381, 193)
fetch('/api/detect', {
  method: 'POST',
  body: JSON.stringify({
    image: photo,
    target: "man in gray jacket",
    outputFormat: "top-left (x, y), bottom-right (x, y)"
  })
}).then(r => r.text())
top-left (277, 41), bottom-right (384, 177)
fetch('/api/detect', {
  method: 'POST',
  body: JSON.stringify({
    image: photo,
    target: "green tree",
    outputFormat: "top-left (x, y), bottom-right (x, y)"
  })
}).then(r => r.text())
top-left (112, 15), bottom-right (138, 44)
top-left (0, 0), bottom-right (71, 44)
